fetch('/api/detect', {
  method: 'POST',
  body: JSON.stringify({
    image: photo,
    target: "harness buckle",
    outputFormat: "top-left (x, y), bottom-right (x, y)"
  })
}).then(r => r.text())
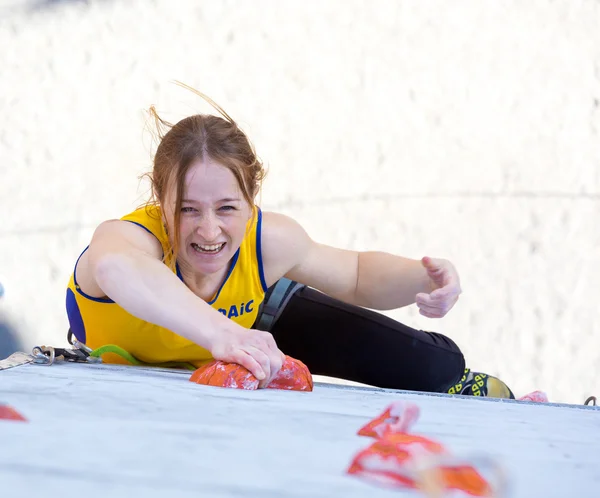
top-left (73, 340), bottom-right (92, 354)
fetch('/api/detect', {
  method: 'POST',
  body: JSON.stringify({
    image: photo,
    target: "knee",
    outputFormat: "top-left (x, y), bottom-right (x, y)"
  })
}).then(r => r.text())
top-left (419, 331), bottom-right (466, 392)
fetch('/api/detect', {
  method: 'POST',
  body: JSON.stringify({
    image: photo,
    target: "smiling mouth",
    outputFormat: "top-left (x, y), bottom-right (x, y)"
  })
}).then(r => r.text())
top-left (191, 242), bottom-right (226, 255)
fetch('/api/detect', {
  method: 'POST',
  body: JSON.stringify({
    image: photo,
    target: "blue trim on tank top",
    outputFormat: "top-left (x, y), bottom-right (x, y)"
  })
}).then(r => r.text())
top-left (66, 288), bottom-right (86, 343)
top-left (125, 220), bottom-right (154, 236)
top-left (72, 220), bottom-right (181, 304)
top-left (256, 208), bottom-right (268, 292)
top-left (125, 216), bottom-right (240, 302)
top-left (207, 248), bottom-right (240, 305)
top-left (72, 246), bottom-right (115, 303)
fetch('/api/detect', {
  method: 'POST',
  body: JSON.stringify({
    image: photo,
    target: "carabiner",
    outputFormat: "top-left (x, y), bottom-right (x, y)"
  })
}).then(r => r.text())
top-left (31, 346), bottom-right (55, 366)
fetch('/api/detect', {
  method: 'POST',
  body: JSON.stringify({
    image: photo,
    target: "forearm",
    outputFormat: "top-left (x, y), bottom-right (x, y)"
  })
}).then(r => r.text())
top-left (94, 251), bottom-right (235, 349)
top-left (354, 252), bottom-right (430, 310)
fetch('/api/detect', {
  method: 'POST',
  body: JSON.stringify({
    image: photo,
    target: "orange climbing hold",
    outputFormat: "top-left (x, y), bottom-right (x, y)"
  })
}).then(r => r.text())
top-left (190, 355), bottom-right (313, 391)
top-left (0, 405), bottom-right (27, 422)
top-left (348, 433), bottom-right (446, 487)
top-left (190, 360), bottom-right (259, 390)
top-left (357, 401), bottom-right (420, 438)
top-left (266, 356), bottom-right (313, 391)
top-left (348, 432), bottom-right (493, 496)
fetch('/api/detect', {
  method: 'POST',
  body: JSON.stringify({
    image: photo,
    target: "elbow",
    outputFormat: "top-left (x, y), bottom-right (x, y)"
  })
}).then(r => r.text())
top-left (352, 252), bottom-right (369, 307)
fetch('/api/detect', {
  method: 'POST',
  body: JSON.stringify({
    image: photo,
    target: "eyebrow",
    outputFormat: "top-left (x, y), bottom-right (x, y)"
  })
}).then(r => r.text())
top-left (181, 198), bottom-right (242, 203)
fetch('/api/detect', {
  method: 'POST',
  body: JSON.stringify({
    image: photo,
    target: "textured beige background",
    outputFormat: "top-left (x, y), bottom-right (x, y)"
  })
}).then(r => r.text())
top-left (0, 0), bottom-right (598, 404)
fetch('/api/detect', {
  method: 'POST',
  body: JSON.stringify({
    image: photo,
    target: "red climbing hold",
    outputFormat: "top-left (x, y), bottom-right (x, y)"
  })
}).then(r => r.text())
top-left (518, 390), bottom-right (549, 403)
top-left (357, 401), bottom-right (420, 438)
top-left (190, 360), bottom-right (259, 390)
top-left (0, 405), bottom-right (27, 422)
top-left (190, 355), bottom-right (313, 391)
top-left (265, 356), bottom-right (313, 391)
top-left (348, 433), bottom-right (493, 496)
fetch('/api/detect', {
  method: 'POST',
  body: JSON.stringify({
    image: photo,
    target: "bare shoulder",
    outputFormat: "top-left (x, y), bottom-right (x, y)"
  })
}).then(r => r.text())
top-left (258, 210), bottom-right (360, 301)
top-left (89, 219), bottom-right (163, 257)
top-left (75, 219), bottom-right (163, 297)
top-left (259, 210), bottom-right (312, 287)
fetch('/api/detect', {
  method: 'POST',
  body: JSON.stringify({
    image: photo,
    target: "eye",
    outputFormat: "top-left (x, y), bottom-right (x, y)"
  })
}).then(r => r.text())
top-left (181, 206), bottom-right (196, 213)
top-left (219, 205), bottom-right (236, 212)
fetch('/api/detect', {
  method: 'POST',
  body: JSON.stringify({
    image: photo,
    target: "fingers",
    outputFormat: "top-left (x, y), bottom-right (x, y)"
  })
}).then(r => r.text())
top-left (415, 291), bottom-right (459, 318)
top-left (253, 346), bottom-right (275, 381)
top-left (428, 286), bottom-right (461, 303)
top-left (422, 257), bottom-right (461, 288)
top-left (212, 328), bottom-right (285, 388)
top-left (255, 332), bottom-right (284, 387)
top-left (421, 256), bottom-right (441, 272)
top-left (429, 287), bottom-right (451, 300)
top-left (419, 308), bottom-right (441, 319)
top-left (421, 257), bottom-right (450, 281)
top-left (419, 256), bottom-right (462, 318)
top-left (239, 331), bottom-right (284, 388)
top-left (229, 350), bottom-right (266, 381)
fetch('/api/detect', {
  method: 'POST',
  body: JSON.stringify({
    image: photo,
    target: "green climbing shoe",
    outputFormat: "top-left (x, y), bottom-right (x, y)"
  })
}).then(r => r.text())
top-left (448, 368), bottom-right (515, 399)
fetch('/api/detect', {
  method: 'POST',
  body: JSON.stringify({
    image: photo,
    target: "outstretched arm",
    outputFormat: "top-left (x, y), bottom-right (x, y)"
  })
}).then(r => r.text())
top-left (260, 212), bottom-right (461, 317)
top-left (77, 220), bottom-right (283, 383)
top-left (82, 220), bottom-right (227, 350)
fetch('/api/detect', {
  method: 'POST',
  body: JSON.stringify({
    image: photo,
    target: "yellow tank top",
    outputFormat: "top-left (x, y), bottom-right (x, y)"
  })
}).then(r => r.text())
top-left (65, 204), bottom-right (268, 367)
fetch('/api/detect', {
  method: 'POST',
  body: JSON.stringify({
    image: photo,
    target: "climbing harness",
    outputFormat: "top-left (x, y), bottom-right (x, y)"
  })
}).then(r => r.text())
top-left (255, 277), bottom-right (305, 331)
top-left (30, 340), bottom-right (197, 370)
top-left (31, 341), bottom-right (99, 366)
top-left (0, 340), bottom-right (97, 370)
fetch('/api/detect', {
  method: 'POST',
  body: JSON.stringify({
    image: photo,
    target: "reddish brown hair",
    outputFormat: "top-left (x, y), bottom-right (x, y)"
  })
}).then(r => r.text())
top-left (144, 82), bottom-right (265, 268)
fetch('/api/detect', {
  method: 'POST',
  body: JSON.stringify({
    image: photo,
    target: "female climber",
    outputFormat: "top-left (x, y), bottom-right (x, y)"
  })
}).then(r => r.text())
top-left (66, 84), bottom-right (513, 398)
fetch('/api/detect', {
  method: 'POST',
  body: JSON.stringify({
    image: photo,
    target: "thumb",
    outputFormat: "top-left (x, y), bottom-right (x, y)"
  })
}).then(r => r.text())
top-left (421, 256), bottom-right (442, 273)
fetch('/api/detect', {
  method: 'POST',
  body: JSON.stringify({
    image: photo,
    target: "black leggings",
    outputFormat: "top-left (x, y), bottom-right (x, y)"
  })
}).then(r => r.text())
top-left (266, 286), bottom-right (465, 393)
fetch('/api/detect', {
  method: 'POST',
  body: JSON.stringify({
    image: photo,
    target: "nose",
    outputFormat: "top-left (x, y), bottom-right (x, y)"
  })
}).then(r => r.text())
top-left (195, 212), bottom-right (221, 242)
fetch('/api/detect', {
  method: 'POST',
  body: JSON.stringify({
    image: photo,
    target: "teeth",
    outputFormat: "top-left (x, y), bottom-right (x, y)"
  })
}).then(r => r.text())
top-left (200, 243), bottom-right (223, 251)
top-left (193, 242), bottom-right (224, 253)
